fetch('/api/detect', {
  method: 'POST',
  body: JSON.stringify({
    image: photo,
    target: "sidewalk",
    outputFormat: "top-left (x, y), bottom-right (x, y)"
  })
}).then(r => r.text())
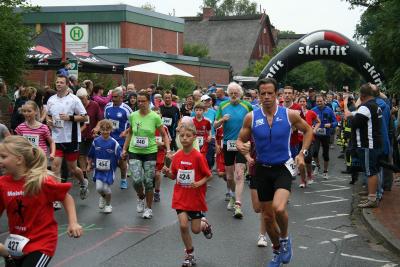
top-left (361, 179), bottom-right (400, 255)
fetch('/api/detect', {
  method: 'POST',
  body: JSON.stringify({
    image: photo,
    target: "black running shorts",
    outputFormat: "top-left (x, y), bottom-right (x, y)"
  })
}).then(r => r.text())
top-left (254, 164), bottom-right (292, 202)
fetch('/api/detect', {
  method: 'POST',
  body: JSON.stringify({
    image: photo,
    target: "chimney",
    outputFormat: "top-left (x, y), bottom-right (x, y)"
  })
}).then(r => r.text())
top-left (203, 7), bottom-right (215, 20)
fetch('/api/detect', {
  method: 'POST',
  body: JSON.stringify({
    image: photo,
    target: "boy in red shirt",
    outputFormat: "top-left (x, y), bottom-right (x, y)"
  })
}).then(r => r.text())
top-left (162, 123), bottom-right (212, 267)
top-left (192, 103), bottom-right (211, 158)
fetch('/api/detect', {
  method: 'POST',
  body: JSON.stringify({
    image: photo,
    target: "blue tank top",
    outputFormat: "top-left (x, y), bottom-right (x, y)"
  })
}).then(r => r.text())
top-left (252, 106), bottom-right (291, 165)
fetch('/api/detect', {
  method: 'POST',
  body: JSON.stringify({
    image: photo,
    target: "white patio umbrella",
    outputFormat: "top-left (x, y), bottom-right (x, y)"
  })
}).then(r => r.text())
top-left (124, 60), bottom-right (194, 85)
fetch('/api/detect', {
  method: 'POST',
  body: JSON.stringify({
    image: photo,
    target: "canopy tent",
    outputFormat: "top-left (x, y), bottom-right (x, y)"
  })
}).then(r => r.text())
top-left (124, 60), bottom-right (193, 85)
top-left (27, 29), bottom-right (125, 74)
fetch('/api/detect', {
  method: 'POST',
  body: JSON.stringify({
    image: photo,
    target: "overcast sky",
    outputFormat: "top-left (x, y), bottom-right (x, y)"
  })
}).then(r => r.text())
top-left (29, 0), bottom-right (365, 38)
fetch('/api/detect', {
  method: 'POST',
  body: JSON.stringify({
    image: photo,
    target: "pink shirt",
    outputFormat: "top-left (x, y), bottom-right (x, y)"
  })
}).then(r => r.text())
top-left (15, 122), bottom-right (51, 153)
top-left (92, 94), bottom-right (112, 114)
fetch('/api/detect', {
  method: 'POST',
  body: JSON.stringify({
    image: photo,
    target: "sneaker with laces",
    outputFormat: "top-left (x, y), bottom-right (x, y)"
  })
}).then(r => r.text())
top-left (279, 236), bottom-right (293, 264)
top-left (233, 203), bottom-right (243, 219)
top-left (227, 197), bottom-right (235, 211)
top-left (182, 251), bottom-right (196, 267)
top-left (103, 205), bottom-right (112, 214)
top-left (80, 179), bottom-right (89, 200)
top-left (322, 172), bottom-right (329, 180)
top-left (53, 201), bottom-right (62, 210)
top-left (142, 208), bottom-right (153, 219)
top-left (120, 179), bottom-right (128, 189)
top-left (257, 234), bottom-right (268, 247)
top-left (358, 199), bottom-right (378, 208)
top-left (98, 197), bottom-right (106, 209)
top-left (136, 198), bottom-right (145, 213)
top-left (299, 183), bottom-right (305, 188)
top-left (201, 218), bottom-right (213, 239)
top-left (268, 250), bottom-right (283, 267)
top-left (153, 191), bottom-right (161, 202)
top-left (225, 192), bottom-right (231, 201)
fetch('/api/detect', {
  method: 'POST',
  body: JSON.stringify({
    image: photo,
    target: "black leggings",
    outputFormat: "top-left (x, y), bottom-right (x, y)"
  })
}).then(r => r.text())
top-left (313, 135), bottom-right (330, 162)
top-left (8, 251), bottom-right (51, 267)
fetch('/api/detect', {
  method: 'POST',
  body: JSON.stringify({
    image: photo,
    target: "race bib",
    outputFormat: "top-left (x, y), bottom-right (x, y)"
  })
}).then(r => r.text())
top-left (53, 118), bottom-right (64, 128)
top-left (134, 136), bottom-right (149, 148)
top-left (23, 134), bottom-right (39, 147)
top-left (155, 136), bottom-right (162, 143)
top-left (111, 120), bottom-right (119, 130)
top-left (162, 117), bottom-right (172, 126)
top-left (227, 140), bottom-right (237, 151)
top-left (5, 234), bottom-right (30, 257)
top-left (197, 136), bottom-right (204, 147)
top-left (285, 158), bottom-right (297, 177)
top-left (177, 169), bottom-right (195, 186)
top-left (316, 128), bottom-right (327, 135)
top-left (96, 159), bottom-right (110, 171)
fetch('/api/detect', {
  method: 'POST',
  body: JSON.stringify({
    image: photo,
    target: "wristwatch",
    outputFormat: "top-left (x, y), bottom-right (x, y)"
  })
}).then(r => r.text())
top-left (302, 149), bottom-right (309, 157)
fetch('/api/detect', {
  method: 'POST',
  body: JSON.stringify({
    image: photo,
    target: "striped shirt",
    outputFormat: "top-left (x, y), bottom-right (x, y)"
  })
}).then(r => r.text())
top-left (15, 122), bottom-right (51, 153)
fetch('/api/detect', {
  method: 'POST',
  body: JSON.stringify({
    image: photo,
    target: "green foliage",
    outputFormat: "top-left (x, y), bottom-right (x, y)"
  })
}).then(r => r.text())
top-left (0, 1), bottom-right (35, 85)
top-left (201, 0), bottom-right (258, 16)
top-left (183, 43), bottom-right (209, 58)
top-left (140, 2), bottom-right (156, 11)
top-left (157, 76), bottom-right (196, 99)
top-left (285, 61), bottom-right (328, 91)
top-left (278, 30), bottom-right (296, 38)
top-left (322, 61), bottom-right (361, 91)
top-left (78, 72), bottom-right (118, 94)
top-left (242, 55), bottom-right (271, 76)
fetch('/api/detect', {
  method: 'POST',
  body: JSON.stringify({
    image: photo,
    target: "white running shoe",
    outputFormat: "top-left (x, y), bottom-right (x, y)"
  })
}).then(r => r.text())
top-left (322, 172), bottom-right (329, 180)
top-left (299, 183), bottom-right (305, 188)
top-left (103, 205), bottom-right (112, 214)
top-left (257, 234), bottom-right (268, 247)
top-left (313, 166), bottom-right (320, 176)
top-left (142, 208), bottom-right (153, 219)
top-left (307, 179), bottom-right (314, 185)
top-left (227, 197), bottom-right (235, 211)
top-left (136, 198), bottom-right (145, 213)
top-left (99, 197), bottom-right (106, 209)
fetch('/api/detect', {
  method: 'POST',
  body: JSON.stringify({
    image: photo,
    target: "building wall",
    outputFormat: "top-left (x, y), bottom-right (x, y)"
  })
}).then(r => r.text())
top-left (251, 21), bottom-right (275, 60)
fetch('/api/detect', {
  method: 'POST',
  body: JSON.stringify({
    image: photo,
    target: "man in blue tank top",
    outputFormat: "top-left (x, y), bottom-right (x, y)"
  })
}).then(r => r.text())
top-left (237, 78), bottom-right (313, 267)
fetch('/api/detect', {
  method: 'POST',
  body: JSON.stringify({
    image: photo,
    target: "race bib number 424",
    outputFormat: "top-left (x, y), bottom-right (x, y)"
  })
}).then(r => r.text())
top-left (177, 169), bottom-right (195, 186)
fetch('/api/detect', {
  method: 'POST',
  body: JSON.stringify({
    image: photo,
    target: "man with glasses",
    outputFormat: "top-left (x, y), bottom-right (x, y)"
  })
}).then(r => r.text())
top-left (214, 82), bottom-right (252, 219)
top-left (104, 87), bottom-right (133, 189)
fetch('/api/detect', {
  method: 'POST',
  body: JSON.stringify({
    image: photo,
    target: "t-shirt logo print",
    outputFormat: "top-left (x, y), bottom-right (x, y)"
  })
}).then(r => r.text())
top-left (14, 199), bottom-right (25, 224)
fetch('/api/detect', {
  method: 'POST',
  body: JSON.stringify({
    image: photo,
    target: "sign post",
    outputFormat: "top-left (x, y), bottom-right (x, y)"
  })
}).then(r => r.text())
top-left (68, 59), bottom-right (79, 80)
top-left (66, 24), bottom-right (89, 53)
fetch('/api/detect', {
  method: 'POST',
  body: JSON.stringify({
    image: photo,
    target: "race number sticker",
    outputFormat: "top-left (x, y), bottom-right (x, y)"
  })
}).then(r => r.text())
top-left (316, 128), bottom-right (326, 135)
top-left (284, 158), bottom-right (297, 177)
top-left (23, 134), bottom-right (39, 147)
top-left (53, 118), bottom-right (64, 128)
top-left (5, 234), bottom-right (30, 257)
top-left (96, 159), bottom-right (111, 171)
top-left (134, 136), bottom-right (149, 148)
top-left (197, 136), bottom-right (204, 147)
top-left (111, 120), bottom-right (119, 130)
top-left (162, 117), bottom-right (172, 126)
top-left (227, 140), bottom-right (237, 151)
top-left (177, 169), bottom-right (195, 186)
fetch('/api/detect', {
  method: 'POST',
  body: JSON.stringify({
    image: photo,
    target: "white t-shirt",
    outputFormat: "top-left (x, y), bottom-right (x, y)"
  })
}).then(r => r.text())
top-left (47, 93), bottom-right (87, 143)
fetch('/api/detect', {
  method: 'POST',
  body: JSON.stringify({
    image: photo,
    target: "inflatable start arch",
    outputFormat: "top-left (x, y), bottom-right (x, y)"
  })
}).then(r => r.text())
top-left (259, 30), bottom-right (385, 88)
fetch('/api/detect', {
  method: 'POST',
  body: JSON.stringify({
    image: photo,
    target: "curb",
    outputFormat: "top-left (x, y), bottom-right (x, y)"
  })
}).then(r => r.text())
top-left (361, 208), bottom-right (400, 255)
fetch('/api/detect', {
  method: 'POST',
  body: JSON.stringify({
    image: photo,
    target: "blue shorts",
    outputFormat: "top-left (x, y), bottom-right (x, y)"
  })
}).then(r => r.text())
top-left (356, 148), bottom-right (380, 177)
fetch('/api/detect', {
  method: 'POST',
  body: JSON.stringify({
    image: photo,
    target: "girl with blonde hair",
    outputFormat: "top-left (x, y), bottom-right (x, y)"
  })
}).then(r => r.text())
top-left (0, 136), bottom-right (83, 266)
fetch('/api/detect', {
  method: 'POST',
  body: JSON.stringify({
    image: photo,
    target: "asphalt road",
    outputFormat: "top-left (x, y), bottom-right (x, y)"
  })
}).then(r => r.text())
top-left (0, 147), bottom-right (399, 267)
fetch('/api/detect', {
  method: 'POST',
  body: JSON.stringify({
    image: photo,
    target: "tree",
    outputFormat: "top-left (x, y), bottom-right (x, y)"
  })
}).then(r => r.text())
top-left (0, 1), bottom-right (35, 85)
top-left (183, 43), bottom-right (209, 58)
top-left (201, 0), bottom-right (258, 16)
top-left (346, 0), bottom-right (400, 92)
top-left (157, 76), bottom-right (196, 99)
top-left (141, 2), bottom-right (156, 11)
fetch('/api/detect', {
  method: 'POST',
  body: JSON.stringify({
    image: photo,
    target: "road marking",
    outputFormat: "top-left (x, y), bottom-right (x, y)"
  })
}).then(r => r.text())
top-left (343, 234), bottom-right (358, 239)
top-left (340, 253), bottom-right (391, 263)
top-left (381, 264), bottom-right (398, 267)
top-left (305, 225), bottom-right (348, 234)
top-left (319, 195), bottom-right (345, 199)
top-left (298, 246), bottom-right (308, 249)
top-left (331, 238), bottom-right (341, 242)
top-left (319, 241), bottom-right (330, 244)
top-left (308, 199), bottom-right (349, 205)
top-left (305, 213), bottom-right (349, 221)
top-left (305, 188), bottom-right (350, 193)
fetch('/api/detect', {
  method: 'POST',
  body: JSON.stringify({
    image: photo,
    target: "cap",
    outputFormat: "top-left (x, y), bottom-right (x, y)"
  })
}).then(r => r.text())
top-left (76, 88), bottom-right (88, 97)
top-left (201, 95), bottom-right (211, 101)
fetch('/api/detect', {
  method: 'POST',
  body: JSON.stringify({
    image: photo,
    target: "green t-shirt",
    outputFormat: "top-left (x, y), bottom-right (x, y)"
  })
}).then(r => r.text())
top-left (128, 110), bottom-right (162, 154)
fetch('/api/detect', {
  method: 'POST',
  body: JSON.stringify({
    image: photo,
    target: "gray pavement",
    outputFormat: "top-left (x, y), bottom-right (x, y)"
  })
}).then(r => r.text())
top-left (1, 147), bottom-right (399, 266)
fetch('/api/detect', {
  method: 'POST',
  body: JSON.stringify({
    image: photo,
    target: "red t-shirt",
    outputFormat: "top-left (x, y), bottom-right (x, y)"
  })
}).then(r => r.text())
top-left (192, 117), bottom-right (211, 153)
top-left (82, 100), bottom-right (103, 140)
top-left (0, 175), bottom-right (71, 256)
top-left (155, 125), bottom-right (171, 164)
top-left (288, 103), bottom-right (302, 146)
top-left (299, 110), bottom-right (318, 142)
top-left (171, 149), bottom-right (211, 211)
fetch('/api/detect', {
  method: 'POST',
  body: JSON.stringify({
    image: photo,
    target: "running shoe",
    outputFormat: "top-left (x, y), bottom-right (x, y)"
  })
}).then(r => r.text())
top-left (279, 236), bottom-right (293, 264)
top-left (182, 251), bottom-right (196, 267)
top-left (143, 208), bottom-right (153, 219)
top-left (99, 196), bottom-right (106, 209)
top-left (80, 178), bottom-right (89, 200)
top-left (358, 199), bottom-right (378, 208)
top-left (227, 197), bottom-right (235, 211)
top-left (225, 192), bottom-right (231, 201)
top-left (53, 201), bottom-right (62, 210)
top-left (322, 172), bottom-right (329, 180)
top-left (313, 166), bottom-right (320, 176)
top-left (307, 179), bottom-right (314, 185)
top-left (136, 198), bottom-right (145, 213)
top-left (103, 205), bottom-right (112, 214)
top-left (233, 203), bottom-right (243, 219)
top-left (120, 179), bottom-right (128, 189)
top-left (299, 183), bottom-right (305, 188)
top-left (153, 191), bottom-right (161, 202)
top-left (257, 234), bottom-right (268, 247)
top-left (268, 250), bottom-right (283, 267)
top-left (201, 217), bottom-right (213, 239)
